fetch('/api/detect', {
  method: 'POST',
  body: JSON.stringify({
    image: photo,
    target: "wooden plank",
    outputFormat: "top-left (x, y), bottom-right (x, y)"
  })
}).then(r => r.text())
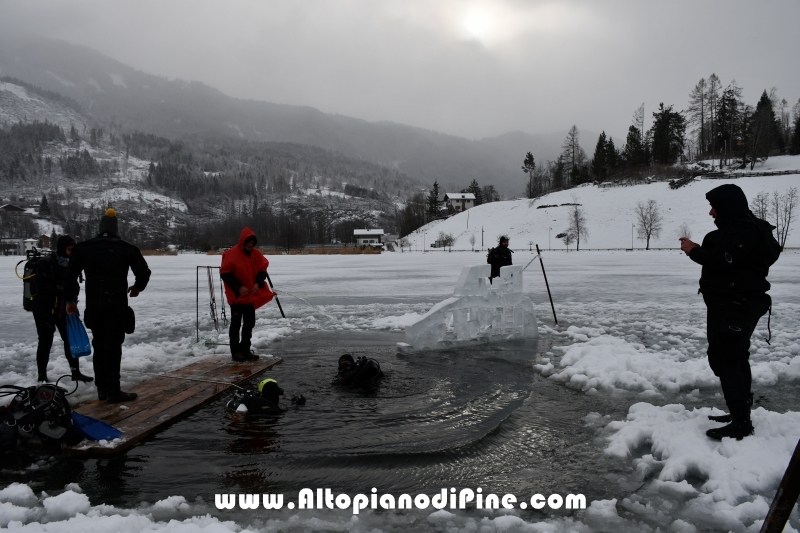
top-left (66, 356), bottom-right (282, 456)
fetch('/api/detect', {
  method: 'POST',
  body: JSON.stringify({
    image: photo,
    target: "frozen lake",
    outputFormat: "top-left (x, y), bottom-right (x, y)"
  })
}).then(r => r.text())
top-left (1, 250), bottom-right (799, 532)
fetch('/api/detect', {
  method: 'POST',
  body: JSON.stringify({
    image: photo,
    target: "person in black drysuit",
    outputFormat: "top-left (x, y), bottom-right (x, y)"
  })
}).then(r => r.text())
top-left (680, 184), bottom-right (777, 440)
top-left (32, 236), bottom-right (93, 383)
top-left (64, 209), bottom-right (151, 403)
top-left (487, 235), bottom-right (513, 281)
top-left (335, 354), bottom-right (383, 386)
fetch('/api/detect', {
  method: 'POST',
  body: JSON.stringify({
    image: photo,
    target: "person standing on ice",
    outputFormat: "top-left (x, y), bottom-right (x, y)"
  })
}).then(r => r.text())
top-left (220, 228), bottom-right (274, 362)
top-left (65, 208), bottom-right (151, 403)
top-left (487, 235), bottom-right (513, 281)
top-left (680, 184), bottom-right (780, 440)
top-left (32, 235), bottom-right (93, 383)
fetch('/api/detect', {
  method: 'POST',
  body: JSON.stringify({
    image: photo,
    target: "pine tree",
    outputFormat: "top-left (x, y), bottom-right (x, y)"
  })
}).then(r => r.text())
top-left (716, 81), bottom-right (743, 165)
top-left (591, 132), bottom-right (607, 179)
top-left (427, 181), bottom-right (441, 219)
top-left (465, 179), bottom-right (484, 205)
top-left (623, 126), bottom-right (647, 168)
top-left (707, 74), bottom-right (721, 163)
top-left (650, 103), bottom-right (686, 165)
top-left (605, 137), bottom-right (618, 175)
top-left (748, 90), bottom-right (783, 168)
top-left (39, 194), bottom-right (50, 216)
top-left (791, 113), bottom-right (800, 155)
top-left (561, 125), bottom-right (587, 186)
top-left (521, 152), bottom-right (536, 198)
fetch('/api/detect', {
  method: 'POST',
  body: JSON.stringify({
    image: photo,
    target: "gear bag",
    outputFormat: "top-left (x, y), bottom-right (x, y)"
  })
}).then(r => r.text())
top-left (750, 214), bottom-right (782, 266)
top-left (1, 384), bottom-right (77, 450)
top-left (67, 314), bottom-right (92, 357)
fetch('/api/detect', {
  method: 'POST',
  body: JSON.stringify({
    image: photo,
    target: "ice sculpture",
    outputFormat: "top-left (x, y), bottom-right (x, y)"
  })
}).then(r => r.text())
top-left (397, 264), bottom-right (538, 353)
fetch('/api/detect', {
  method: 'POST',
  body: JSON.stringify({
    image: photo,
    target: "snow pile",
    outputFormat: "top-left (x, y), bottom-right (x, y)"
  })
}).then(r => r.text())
top-left (602, 403), bottom-right (800, 532)
top-left (536, 301), bottom-right (800, 397)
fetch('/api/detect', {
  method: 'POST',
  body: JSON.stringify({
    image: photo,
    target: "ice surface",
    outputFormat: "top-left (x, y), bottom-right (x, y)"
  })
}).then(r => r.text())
top-left (399, 264), bottom-right (537, 352)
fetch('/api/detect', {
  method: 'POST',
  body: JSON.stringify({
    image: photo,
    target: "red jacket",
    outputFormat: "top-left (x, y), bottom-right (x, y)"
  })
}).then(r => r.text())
top-left (220, 228), bottom-right (274, 309)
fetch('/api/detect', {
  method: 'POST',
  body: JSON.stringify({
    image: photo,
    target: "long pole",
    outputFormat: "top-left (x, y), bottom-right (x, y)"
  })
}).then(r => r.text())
top-left (631, 224), bottom-right (635, 250)
top-left (536, 245), bottom-right (558, 325)
top-left (196, 266), bottom-right (199, 342)
top-left (760, 439), bottom-right (800, 533)
top-left (265, 272), bottom-right (286, 318)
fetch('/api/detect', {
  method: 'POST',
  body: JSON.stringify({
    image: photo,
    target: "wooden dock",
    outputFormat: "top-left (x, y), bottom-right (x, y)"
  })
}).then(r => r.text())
top-left (66, 356), bottom-right (283, 456)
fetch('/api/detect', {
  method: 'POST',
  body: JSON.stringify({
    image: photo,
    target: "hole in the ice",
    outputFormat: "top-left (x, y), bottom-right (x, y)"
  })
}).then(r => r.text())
top-left (683, 468), bottom-right (709, 490)
top-left (630, 442), bottom-right (653, 459)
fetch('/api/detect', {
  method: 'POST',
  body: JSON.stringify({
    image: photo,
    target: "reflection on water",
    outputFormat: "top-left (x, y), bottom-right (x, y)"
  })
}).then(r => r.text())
top-left (0, 331), bottom-right (635, 509)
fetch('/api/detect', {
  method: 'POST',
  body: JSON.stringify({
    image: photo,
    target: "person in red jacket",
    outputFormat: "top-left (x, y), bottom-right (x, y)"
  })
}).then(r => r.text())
top-left (220, 228), bottom-right (274, 362)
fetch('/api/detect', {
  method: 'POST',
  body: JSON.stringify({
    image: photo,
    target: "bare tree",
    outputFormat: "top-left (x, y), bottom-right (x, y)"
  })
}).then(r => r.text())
top-left (772, 188), bottom-right (798, 248)
top-left (556, 232), bottom-right (574, 251)
top-left (676, 222), bottom-right (692, 240)
top-left (635, 199), bottom-right (663, 250)
top-left (633, 103), bottom-right (645, 142)
top-left (687, 78), bottom-right (706, 158)
top-left (750, 191), bottom-right (770, 220)
top-left (469, 233), bottom-right (476, 251)
top-left (438, 231), bottom-right (455, 251)
top-left (566, 196), bottom-right (588, 251)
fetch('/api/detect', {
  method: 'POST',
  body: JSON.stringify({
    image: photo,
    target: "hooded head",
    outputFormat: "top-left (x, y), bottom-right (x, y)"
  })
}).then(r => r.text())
top-left (238, 227), bottom-right (257, 253)
top-left (706, 184), bottom-right (749, 228)
top-left (99, 208), bottom-right (119, 236)
top-left (258, 378), bottom-right (283, 404)
top-left (498, 235), bottom-right (509, 246)
top-left (338, 353), bottom-right (355, 372)
top-left (56, 235), bottom-right (75, 258)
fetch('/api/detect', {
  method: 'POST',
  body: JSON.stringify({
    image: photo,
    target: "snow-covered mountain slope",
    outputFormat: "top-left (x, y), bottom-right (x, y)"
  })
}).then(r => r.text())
top-left (0, 80), bottom-right (88, 133)
top-left (405, 163), bottom-right (800, 250)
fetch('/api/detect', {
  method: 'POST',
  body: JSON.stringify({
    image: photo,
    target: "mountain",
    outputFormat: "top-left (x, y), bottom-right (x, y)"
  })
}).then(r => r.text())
top-left (0, 33), bottom-right (590, 196)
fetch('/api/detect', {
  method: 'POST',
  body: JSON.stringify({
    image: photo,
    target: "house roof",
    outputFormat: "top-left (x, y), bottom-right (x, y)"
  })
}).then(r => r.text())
top-left (0, 204), bottom-right (26, 212)
top-left (445, 193), bottom-right (475, 200)
top-left (354, 229), bottom-right (384, 236)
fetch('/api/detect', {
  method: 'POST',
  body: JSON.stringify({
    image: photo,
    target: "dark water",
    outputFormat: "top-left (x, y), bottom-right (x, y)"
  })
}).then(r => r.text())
top-left (1, 331), bottom-right (638, 510)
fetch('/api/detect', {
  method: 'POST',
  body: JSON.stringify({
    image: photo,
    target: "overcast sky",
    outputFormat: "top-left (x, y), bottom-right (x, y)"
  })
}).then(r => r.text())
top-left (3, 0), bottom-right (799, 141)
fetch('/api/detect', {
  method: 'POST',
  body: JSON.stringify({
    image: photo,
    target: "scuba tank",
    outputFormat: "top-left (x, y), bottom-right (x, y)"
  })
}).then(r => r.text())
top-left (226, 378), bottom-right (285, 416)
top-left (16, 248), bottom-right (52, 312)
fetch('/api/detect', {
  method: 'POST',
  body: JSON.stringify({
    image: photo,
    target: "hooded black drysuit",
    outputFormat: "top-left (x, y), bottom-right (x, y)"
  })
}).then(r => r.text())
top-left (689, 184), bottom-right (773, 423)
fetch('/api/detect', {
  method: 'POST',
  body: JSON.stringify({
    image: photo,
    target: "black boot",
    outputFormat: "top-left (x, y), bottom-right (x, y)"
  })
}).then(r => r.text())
top-left (71, 367), bottom-right (94, 383)
top-left (708, 393), bottom-right (754, 423)
top-left (37, 374), bottom-right (50, 383)
top-left (706, 418), bottom-right (754, 440)
top-left (107, 391), bottom-right (138, 403)
top-left (244, 350), bottom-right (260, 361)
top-left (97, 388), bottom-right (107, 401)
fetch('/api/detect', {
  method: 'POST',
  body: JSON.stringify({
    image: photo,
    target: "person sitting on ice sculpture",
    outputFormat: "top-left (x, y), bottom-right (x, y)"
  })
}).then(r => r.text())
top-left (487, 235), bottom-right (513, 282)
top-left (679, 184), bottom-right (781, 441)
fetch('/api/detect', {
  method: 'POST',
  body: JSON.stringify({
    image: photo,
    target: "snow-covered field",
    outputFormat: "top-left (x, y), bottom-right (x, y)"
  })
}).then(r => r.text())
top-left (1, 250), bottom-right (799, 532)
top-left (406, 171), bottom-right (800, 251)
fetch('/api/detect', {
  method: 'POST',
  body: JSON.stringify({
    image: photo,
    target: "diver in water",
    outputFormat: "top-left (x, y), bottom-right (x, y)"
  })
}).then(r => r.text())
top-left (226, 378), bottom-right (305, 416)
top-left (335, 354), bottom-right (384, 387)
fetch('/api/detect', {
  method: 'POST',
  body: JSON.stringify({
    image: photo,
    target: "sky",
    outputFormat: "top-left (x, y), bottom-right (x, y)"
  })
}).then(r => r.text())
top-left (1, 0), bottom-right (799, 141)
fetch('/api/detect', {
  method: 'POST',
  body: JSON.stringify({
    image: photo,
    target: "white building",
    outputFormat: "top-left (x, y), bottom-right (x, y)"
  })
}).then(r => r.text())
top-left (445, 193), bottom-right (475, 212)
top-left (354, 229), bottom-right (384, 247)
